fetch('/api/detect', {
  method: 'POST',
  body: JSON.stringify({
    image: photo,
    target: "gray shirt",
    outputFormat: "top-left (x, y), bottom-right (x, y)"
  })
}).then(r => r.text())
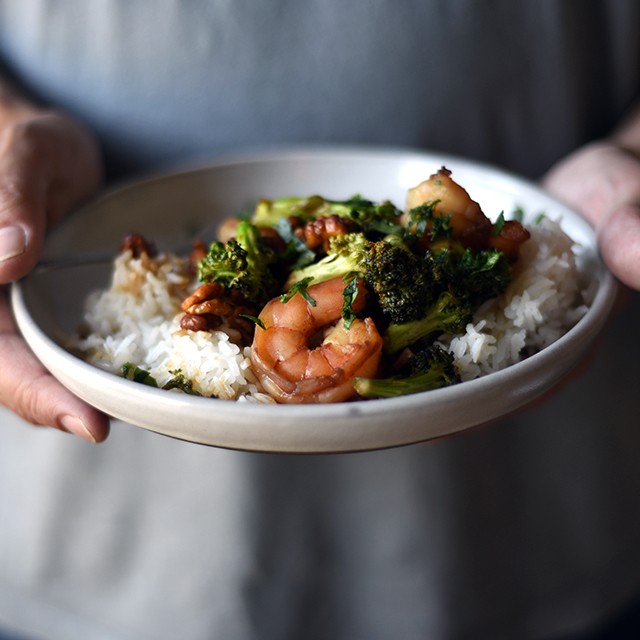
top-left (2, 0), bottom-right (639, 177)
top-left (1, 2), bottom-right (640, 639)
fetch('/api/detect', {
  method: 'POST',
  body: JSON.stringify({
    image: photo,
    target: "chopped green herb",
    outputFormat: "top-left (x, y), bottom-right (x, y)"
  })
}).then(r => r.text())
top-left (341, 275), bottom-right (360, 329)
top-left (492, 211), bottom-right (505, 236)
top-left (535, 211), bottom-right (547, 224)
top-left (511, 206), bottom-right (525, 223)
top-left (122, 363), bottom-right (158, 387)
top-left (273, 218), bottom-right (316, 270)
top-left (407, 201), bottom-right (440, 238)
top-left (239, 313), bottom-right (265, 330)
top-left (162, 370), bottom-right (201, 395)
top-left (280, 276), bottom-right (316, 306)
top-left (430, 213), bottom-right (453, 241)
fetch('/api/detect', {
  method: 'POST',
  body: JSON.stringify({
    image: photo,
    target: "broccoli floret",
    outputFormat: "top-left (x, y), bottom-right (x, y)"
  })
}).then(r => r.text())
top-left (374, 245), bottom-right (508, 354)
top-left (384, 290), bottom-right (473, 354)
top-left (453, 248), bottom-right (512, 305)
top-left (362, 236), bottom-right (434, 323)
top-left (283, 232), bottom-right (368, 290)
top-left (338, 196), bottom-right (404, 236)
top-left (253, 195), bottom-right (403, 236)
top-left (285, 233), bottom-right (440, 324)
top-left (354, 344), bottom-right (460, 398)
top-left (281, 233), bottom-right (368, 327)
top-left (428, 246), bottom-right (512, 307)
top-left (198, 220), bottom-right (280, 306)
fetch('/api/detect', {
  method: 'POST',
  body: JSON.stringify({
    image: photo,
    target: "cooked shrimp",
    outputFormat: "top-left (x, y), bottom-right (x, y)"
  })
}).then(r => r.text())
top-left (250, 276), bottom-right (383, 403)
top-left (405, 166), bottom-right (492, 250)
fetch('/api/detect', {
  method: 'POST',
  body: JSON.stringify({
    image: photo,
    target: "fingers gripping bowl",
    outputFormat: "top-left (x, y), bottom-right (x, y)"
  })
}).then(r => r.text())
top-left (11, 149), bottom-right (618, 452)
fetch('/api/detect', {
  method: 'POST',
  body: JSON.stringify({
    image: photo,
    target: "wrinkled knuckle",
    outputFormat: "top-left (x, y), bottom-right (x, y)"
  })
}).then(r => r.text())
top-left (6, 375), bottom-right (45, 426)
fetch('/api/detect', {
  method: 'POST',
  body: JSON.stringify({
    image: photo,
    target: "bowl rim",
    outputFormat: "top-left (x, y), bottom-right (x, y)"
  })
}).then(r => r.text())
top-left (11, 146), bottom-right (620, 452)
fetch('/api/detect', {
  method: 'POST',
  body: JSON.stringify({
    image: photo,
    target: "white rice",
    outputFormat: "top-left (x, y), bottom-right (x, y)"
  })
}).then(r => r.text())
top-left (68, 250), bottom-right (274, 402)
top-left (68, 215), bottom-right (591, 399)
top-left (439, 215), bottom-right (591, 380)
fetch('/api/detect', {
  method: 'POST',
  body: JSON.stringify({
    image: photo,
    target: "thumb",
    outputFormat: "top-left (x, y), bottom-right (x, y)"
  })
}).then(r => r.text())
top-left (0, 171), bottom-right (46, 283)
top-left (0, 122), bottom-right (48, 282)
top-left (0, 113), bottom-right (103, 284)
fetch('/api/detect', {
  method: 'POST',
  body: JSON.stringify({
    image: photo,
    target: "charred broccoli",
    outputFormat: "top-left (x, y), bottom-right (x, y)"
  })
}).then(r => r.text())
top-left (384, 290), bottom-right (473, 355)
top-left (429, 246), bottom-right (512, 307)
top-left (353, 344), bottom-right (460, 398)
top-left (454, 248), bottom-right (512, 305)
top-left (197, 220), bottom-right (280, 306)
top-left (361, 236), bottom-right (434, 323)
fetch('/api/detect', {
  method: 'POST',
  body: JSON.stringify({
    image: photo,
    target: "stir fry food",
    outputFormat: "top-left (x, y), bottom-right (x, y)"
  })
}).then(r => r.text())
top-left (69, 168), bottom-right (591, 404)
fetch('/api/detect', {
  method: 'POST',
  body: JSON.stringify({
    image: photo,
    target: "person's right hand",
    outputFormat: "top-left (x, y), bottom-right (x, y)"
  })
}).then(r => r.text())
top-left (0, 107), bottom-right (110, 442)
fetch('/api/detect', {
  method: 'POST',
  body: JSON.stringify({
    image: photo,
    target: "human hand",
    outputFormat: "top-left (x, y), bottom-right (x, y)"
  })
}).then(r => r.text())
top-left (542, 140), bottom-right (640, 291)
top-left (0, 109), bottom-right (110, 442)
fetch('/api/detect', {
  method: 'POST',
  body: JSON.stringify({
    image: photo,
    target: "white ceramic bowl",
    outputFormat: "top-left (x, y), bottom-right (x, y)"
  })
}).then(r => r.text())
top-left (11, 148), bottom-right (618, 452)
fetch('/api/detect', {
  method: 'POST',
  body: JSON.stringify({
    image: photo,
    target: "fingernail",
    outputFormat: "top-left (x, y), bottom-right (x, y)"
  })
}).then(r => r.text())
top-left (0, 225), bottom-right (26, 262)
top-left (59, 415), bottom-right (97, 443)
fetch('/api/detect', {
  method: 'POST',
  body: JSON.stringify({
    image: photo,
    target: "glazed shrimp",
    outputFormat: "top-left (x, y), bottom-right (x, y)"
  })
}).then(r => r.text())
top-left (250, 276), bottom-right (383, 403)
top-left (405, 166), bottom-right (493, 250)
top-left (405, 167), bottom-right (530, 257)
